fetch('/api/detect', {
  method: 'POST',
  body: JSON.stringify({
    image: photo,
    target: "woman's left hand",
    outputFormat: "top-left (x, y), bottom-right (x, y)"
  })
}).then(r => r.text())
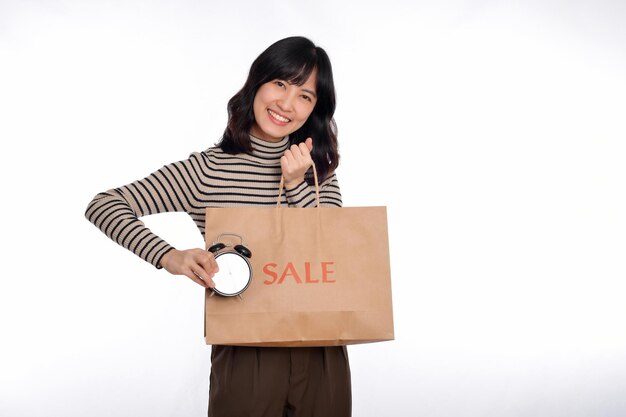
top-left (281, 137), bottom-right (314, 189)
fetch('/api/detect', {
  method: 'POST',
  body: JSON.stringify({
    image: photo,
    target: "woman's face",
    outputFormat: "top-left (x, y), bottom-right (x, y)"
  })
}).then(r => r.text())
top-left (250, 68), bottom-right (318, 142)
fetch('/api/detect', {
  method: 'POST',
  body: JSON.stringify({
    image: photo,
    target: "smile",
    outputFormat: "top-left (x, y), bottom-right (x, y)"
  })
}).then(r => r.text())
top-left (267, 109), bottom-right (291, 124)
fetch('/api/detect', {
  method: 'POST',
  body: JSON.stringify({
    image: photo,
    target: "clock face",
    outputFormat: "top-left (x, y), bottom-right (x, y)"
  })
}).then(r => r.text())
top-left (212, 252), bottom-right (252, 296)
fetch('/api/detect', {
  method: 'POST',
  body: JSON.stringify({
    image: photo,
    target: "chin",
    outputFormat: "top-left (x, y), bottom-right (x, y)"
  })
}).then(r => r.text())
top-left (259, 126), bottom-right (289, 141)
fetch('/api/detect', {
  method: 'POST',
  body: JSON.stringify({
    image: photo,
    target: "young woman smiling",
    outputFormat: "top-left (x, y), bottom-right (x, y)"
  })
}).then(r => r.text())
top-left (85, 37), bottom-right (349, 416)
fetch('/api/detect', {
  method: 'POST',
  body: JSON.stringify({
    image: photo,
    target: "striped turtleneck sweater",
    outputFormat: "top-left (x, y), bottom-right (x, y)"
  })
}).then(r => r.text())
top-left (85, 135), bottom-right (342, 269)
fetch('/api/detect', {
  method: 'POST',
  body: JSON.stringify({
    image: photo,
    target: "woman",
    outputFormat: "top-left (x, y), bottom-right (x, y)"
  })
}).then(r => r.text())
top-left (85, 36), bottom-right (350, 417)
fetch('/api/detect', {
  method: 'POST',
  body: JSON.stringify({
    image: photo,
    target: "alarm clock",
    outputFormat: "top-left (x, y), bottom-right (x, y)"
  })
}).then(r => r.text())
top-left (207, 233), bottom-right (253, 297)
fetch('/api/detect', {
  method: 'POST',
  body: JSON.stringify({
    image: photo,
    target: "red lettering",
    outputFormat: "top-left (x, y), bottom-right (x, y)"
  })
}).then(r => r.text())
top-left (278, 262), bottom-right (302, 284)
top-left (321, 262), bottom-right (335, 283)
top-left (262, 262), bottom-right (336, 284)
top-left (305, 262), bottom-right (319, 283)
top-left (263, 263), bottom-right (278, 284)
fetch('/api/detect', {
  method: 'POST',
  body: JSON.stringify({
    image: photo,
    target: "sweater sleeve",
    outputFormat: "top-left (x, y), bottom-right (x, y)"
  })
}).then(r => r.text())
top-left (284, 172), bottom-right (342, 208)
top-left (84, 153), bottom-right (204, 269)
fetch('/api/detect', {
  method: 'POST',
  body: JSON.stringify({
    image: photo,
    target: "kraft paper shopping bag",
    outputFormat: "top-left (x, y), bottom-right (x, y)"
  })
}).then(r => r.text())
top-left (204, 171), bottom-right (393, 346)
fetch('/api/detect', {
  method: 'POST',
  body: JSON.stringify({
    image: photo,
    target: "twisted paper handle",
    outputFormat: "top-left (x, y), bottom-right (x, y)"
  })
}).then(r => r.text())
top-left (277, 163), bottom-right (320, 208)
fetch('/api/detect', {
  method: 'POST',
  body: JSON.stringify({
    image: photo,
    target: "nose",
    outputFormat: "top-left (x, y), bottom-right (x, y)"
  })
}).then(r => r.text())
top-left (276, 90), bottom-right (296, 112)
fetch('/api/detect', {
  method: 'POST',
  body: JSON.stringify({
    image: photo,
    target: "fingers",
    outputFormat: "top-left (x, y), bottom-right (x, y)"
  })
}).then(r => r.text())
top-left (197, 250), bottom-right (219, 274)
top-left (282, 146), bottom-right (297, 166)
top-left (191, 250), bottom-right (217, 288)
top-left (162, 249), bottom-right (218, 288)
top-left (187, 267), bottom-right (211, 288)
top-left (189, 265), bottom-right (215, 289)
top-left (283, 144), bottom-right (309, 162)
top-left (160, 248), bottom-right (220, 289)
top-left (284, 139), bottom-right (313, 160)
top-left (281, 139), bottom-right (314, 186)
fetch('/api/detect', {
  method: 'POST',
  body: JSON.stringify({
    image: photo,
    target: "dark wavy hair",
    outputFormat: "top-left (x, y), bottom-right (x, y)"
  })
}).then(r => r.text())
top-left (217, 36), bottom-right (339, 183)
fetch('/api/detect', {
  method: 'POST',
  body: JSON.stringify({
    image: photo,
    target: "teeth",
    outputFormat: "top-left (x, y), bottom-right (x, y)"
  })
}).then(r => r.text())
top-left (268, 109), bottom-right (290, 123)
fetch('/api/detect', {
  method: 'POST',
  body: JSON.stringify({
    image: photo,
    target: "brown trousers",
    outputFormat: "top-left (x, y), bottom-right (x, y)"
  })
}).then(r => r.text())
top-left (208, 345), bottom-right (351, 417)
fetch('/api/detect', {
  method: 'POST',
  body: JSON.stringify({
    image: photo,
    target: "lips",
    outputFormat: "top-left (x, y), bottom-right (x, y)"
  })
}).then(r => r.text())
top-left (267, 109), bottom-right (291, 124)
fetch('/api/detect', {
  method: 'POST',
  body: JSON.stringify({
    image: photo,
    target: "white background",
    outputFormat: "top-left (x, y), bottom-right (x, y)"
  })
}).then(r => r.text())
top-left (1, 0), bottom-right (625, 416)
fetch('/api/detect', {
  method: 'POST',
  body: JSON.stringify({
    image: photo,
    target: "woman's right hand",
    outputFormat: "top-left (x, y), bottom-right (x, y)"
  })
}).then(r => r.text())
top-left (159, 249), bottom-right (218, 288)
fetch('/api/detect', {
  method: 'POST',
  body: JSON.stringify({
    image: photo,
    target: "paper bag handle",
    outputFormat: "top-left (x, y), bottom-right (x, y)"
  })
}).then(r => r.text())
top-left (277, 163), bottom-right (320, 208)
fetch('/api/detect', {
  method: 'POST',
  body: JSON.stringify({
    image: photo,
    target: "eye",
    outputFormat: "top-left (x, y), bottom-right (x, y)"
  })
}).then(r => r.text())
top-left (301, 95), bottom-right (312, 102)
top-left (274, 81), bottom-right (286, 88)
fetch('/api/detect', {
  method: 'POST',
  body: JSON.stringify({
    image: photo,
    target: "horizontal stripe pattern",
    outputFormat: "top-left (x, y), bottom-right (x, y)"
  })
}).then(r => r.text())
top-left (85, 136), bottom-right (342, 268)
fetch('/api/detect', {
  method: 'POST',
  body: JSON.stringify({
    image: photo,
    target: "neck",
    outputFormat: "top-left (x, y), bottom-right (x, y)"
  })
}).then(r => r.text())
top-left (249, 134), bottom-right (290, 161)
